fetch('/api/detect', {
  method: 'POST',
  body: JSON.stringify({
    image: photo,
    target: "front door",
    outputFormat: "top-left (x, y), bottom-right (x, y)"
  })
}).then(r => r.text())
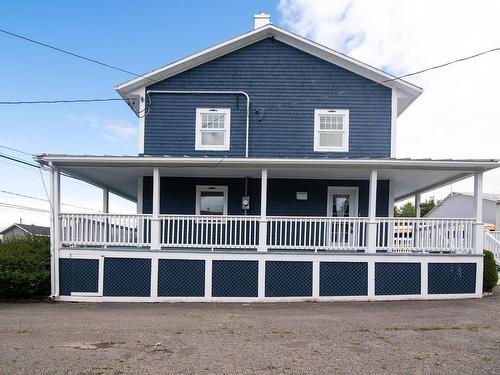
top-left (327, 187), bottom-right (359, 246)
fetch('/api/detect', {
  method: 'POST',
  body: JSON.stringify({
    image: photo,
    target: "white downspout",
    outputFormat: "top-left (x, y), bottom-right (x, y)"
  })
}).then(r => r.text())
top-left (146, 90), bottom-right (251, 157)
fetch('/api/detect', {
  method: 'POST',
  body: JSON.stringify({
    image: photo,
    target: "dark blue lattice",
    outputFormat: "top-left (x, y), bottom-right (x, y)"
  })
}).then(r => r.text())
top-left (375, 262), bottom-right (421, 295)
top-left (158, 259), bottom-right (205, 297)
top-left (103, 258), bottom-right (151, 297)
top-left (428, 263), bottom-right (476, 294)
top-left (59, 258), bottom-right (99, 296)
top-left (320, 262), bottom-right (368, 296)
top-left (265, 261), bottom-right (312, 297)
top-left (212, 260), bottom-right (258, 297)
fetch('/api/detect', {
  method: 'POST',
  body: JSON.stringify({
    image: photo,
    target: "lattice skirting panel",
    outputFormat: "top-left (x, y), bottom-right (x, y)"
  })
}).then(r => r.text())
top-left (56, 250), bottom-right (483, 302)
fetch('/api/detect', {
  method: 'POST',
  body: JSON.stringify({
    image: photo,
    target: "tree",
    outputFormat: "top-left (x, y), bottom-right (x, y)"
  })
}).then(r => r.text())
top-left (394, 196), bottom-right (439, 217)
top-left (395, 202), bottom-right (414, 217)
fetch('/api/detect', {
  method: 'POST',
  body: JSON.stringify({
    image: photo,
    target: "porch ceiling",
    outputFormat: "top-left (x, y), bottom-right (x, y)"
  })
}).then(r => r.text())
top-left (36, 155), bottom-right (499, 203)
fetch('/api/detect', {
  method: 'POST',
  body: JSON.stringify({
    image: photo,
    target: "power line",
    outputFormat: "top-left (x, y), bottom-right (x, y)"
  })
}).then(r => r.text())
top-left (0, 153), bottom-right (39, 168)
top-left (0, 202), bottom-right (50, 213)
top-left (0, 98), bottom-right (122, 105)
top-left (0, 29), bottom-right (144, 78)
top-left (0, 144), bottom-right (34, 156)
top-left (0, 189), bottom-right (101, 212)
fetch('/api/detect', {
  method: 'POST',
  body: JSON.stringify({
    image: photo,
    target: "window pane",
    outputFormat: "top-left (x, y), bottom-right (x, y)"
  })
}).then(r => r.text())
top-left (200, 191), bottom-right (224, 215)
top-left (202, 131), bottom-right (225, 146)
top-left (319, 114), bottom-right (343, 130)
top-left (201, 113), bottom-right (225, 129)
top-left (319, 132), bottom-right (343, 147)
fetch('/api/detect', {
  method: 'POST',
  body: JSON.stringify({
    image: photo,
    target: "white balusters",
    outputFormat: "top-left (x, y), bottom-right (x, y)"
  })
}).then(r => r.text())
top-left (267, 216), bottom-right (368, 250)
top-left (376, 218), bottom-right (474, 253)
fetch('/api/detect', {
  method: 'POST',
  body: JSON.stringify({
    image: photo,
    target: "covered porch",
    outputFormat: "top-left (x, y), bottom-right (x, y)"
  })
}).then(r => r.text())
top-left (38, 156), bottom-right (497, 254)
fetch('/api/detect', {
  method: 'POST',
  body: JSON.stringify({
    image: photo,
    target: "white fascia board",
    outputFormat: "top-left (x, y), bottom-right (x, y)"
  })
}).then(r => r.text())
top-left (115, 25), bottom-right (422, 114)
top-left (37, 155), bottom-right (499, 172)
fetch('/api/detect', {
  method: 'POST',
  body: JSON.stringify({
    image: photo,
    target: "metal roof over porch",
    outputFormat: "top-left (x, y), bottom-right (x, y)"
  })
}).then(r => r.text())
top-left (35, 155), bottom-right (499, 202)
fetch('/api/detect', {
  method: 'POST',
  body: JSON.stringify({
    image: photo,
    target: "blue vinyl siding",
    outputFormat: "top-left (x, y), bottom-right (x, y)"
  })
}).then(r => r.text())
top-left (144, 38), bottom-right (392, 158)
top-left (142, 177), bottom-right (390, 217)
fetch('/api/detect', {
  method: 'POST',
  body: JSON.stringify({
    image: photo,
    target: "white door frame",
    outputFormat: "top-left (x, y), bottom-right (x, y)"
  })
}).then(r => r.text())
top-left (326, 186), bottom-right (359, 217)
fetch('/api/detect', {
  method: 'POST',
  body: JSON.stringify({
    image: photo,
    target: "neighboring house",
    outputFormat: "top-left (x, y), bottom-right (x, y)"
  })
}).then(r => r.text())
top-left (426, 192), bottom-right (500, 229)
top-left (0, 223), bottom-right (50, 242)
top-left (36, 14), bottom-right (498, 302)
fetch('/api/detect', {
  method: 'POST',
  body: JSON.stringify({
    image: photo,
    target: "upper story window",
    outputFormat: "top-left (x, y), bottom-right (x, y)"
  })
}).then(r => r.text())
top-left (314, 109), bottom-right (349, 152)
top-left (195, 108), bottom-right (231, 151)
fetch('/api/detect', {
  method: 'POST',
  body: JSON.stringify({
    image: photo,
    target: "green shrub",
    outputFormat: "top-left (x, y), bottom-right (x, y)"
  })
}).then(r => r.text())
top-left (483, 250), bottom-right (498, 293)
top-left (0, 238), bottom-right (50, 299)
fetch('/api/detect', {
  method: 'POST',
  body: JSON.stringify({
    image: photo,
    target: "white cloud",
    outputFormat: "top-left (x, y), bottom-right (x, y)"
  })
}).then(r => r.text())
top-left (87, 117), bottom-right (138, 141)
top-left (278, 0), bottom-right (500, 199)
top-left (67, 114), bottom-right (138, 142)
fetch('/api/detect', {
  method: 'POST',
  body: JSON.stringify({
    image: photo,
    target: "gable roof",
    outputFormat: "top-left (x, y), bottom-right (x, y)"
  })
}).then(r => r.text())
top-left (0, 223), bottom-right (50, 236)
top-left (448, 191), bottom-right (500, 202)
top-left (424, 191), bottom-right (500, 218)
top-left (115, 24), bottom-right (423, 116)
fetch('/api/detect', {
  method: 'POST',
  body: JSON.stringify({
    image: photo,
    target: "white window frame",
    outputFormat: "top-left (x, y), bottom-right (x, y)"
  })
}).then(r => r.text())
top-left (195, 185), bottom-right (228, 216)
top-left (326, 186), bottom-right (359, 217)
top-left (314, 109), bottom-right (349, 152)
top-left (195, 108), bottom-right (231, 151)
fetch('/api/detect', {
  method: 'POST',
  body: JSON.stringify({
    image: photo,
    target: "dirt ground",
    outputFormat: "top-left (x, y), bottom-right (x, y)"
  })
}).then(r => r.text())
top-left (0, 294), bottom-right (499, 375)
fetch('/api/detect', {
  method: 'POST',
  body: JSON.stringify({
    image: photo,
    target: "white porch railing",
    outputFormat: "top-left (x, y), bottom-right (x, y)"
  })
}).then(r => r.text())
top-left (484, 231), bottom-right (500, 265)
top-left (267, 216), bottom-right (367, 250)
top-left (59, 214), bottom-right (151, 246)
top-left (376, 218), bottom-right (474, 253)
top-left (159, 215), bottom-right (260, 249)
top-left (58, 214), bottom-right (476, 253)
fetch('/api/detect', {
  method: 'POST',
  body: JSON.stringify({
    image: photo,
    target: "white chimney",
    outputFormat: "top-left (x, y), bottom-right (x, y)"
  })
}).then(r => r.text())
top-left (254, 13), bottom-right (271, 29)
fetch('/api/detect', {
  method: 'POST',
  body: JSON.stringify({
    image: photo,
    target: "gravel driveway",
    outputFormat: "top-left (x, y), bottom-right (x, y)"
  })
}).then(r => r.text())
top-left (0, 294), bottom-right (499, 374)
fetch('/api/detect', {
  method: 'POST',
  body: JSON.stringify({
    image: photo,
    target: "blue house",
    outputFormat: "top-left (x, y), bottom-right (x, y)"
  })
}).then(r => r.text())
top-left (38, 14), bottom-right (498, 302)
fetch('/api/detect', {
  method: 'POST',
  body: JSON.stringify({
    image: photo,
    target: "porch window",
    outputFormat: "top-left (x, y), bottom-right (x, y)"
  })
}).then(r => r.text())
top-left (196, 186), bottom-right (228, 215)
top-left (195, 108), bottom-right (231, 151)
top-left (314, 109), bottom-right (349, 152)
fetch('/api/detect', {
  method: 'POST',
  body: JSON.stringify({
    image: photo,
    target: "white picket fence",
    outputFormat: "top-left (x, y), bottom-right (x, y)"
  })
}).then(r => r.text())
top-left (267, 216), bottom-right (367, 250)
top-left (59, 214), bottom-right (151, 246)
top-left (484, 231), bottom-right (500, 265)
top-left (58, 214), bottom-right (475, 253)
top-left (160, 215), bottom-right (260, 249)
top-left (376, 218), bottom-right (474, 253)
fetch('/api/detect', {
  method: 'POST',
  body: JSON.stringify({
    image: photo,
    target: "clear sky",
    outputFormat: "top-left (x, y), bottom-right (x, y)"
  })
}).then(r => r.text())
top-left (1, 0), bottom-right (499, 229)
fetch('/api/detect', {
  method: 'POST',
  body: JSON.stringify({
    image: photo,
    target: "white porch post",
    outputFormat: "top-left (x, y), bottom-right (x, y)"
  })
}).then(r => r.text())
top-left (137, 177), bottom-right (143, 214)
top-left (366, 170), bottom-right (378, 253)
top-left (415, 193), bottom-right (421, 218)
top-left (473, 172), bottom-right (484, 254)
top-left (258, 168), bottom-right (268, 252)
top-left (102, 188), bottom-right (109, 213)
top-left (49, 164), bottom-right (61, 297)
top-left (151, 168), bottom-right (161, 250)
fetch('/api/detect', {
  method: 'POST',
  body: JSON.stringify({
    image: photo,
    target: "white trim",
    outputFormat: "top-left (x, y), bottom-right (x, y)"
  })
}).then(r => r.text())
top-left (39, 155), bottom-right (498, 171)
top-left (195, 185), bottom-right (228, 215)
top-left (420, 260), bottom-right (428, 298)
top-left (388, 179), bottom-right (395, 217)
top-left (136, 176), bottom-right (143, 214)
top-left (312, 261), bottom-right (320, 298)
top-left (56, 249), bottom-right (482, 303)
top-left (150, 255), bottom-right (158, 298)
top-left (258, 259), bottom-right (265, 300)
top-left (258, 169), bottom-right (268, 252)
top-left (195, 108), bottom-right (231, 151)
top-left (205, 258), bottom-right (212, 298)
top-left (115, 24), bottom-right (422, 115)
top-left (314, 109), bottom-right (349, 152)
top-left (138, 87), bottom-right (145, 154)
top-left (327, 186), bottom-right (359, 217)
top-left (390, 88), bottom-right (398, 157)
